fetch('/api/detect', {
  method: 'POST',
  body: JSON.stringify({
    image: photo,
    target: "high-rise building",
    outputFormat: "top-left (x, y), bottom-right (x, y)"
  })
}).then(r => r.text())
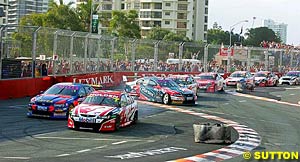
top-left (79, 0), bottom-right (208, 42)
top-left (263, 19), bottom-right (287, 44)
top-left (0, 0), bottom-right (9, 26)
top-left (7, 0), bottom-right (50, 27)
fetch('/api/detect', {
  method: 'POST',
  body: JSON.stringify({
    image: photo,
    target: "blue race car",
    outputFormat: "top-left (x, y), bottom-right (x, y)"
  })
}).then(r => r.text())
top-left (27, 82), bottom-right (95, 119)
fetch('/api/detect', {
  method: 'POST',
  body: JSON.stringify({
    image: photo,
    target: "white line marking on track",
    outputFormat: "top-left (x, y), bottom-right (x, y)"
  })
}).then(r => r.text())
top-left (56, 154), bottom-right (70, 157)
top-left (76, 149), bottom-right (91, 153)
top-left (2, 157), bottom-right (31, 160)
top-left (289, 94), bottom-right (295, 96)
top-left (112, 141), bottom-right (127, 145)
top-left (239, 100), bottom-right (247, 103)
top-left (94, 145), bottom-right (108, 149)
top-left (33, 136), bottom-right (143, 142)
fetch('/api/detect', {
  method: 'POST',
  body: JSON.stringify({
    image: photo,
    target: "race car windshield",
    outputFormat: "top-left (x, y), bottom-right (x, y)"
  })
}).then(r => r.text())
top-left (158, 80), bottom-right (179, 88)
top-left (197, 75), bottom-right (215, 80)
top-left (44, 85), bottom-right (78, 96)
top-left (230, 73), bottom-right (245, 78)
top-left (173, 79), bottom-right (188, 85)
top-left (286, 72), bottom-right (299, 77)
top-left (254, 73), bottom-right (267, 77)
top-left (82, 96), bottom-right (119, 107)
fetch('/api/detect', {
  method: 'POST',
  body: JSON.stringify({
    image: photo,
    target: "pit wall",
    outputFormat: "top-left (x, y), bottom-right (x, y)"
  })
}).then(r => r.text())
top-left (0, 72), bottom-right (232, 100)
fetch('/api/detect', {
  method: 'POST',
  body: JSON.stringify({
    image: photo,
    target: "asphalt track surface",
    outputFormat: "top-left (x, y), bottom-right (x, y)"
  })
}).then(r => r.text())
top-left (0, 85), bottom-right (299, 162)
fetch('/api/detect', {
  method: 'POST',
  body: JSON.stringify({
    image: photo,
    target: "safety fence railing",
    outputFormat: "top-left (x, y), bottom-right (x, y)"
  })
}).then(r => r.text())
top-left (1, 25), bottom-right (300, 80)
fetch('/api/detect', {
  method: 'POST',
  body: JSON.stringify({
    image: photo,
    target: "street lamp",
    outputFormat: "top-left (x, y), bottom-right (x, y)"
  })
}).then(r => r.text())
top-left (227, 20), bottom-right (248, 72)
top-left (229, 20), bottom-right (248, 48)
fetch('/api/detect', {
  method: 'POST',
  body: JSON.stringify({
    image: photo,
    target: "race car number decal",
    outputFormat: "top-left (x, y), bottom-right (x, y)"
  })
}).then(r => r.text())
top-left (37, 106), bottom-right (48, 111)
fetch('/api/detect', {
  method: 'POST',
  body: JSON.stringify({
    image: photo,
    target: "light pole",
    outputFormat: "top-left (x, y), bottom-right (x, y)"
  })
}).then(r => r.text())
top-left (228, 20), bottom-right (248, 72)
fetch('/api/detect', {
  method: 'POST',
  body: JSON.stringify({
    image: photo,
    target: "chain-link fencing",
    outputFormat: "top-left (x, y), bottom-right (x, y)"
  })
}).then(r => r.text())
top-left (1, 25), bottom-right (300, 79)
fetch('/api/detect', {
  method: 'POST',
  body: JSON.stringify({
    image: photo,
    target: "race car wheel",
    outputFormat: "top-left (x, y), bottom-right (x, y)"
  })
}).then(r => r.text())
top-left (163, 94), bottom-right (171, 105)
top-left (274, 81), bottom-right (278, 87)
top-left (132, 111), bottom-right (138, 125)
top-left (114, 115), bottom-right (121, 131)
top-left (74, 122), bottom-right (80, 130)
top-left (214, 85), bottom-right (217, 92)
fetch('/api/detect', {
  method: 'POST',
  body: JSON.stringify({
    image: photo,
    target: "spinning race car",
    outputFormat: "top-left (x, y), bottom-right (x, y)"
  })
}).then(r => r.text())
top-left (128, 77), bottom-right (197, 105)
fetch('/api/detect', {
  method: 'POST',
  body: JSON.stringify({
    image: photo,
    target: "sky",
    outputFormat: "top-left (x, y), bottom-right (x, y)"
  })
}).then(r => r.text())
top-left (60, 0), bottom-right (300, 45)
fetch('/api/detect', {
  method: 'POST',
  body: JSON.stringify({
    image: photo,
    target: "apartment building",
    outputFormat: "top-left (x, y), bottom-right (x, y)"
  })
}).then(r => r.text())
top-left (7, 0), bottom-right (49, 27)
top-left (79, 0), bottom-right (208, 42)
top-left (264, 19), bottom-right (287, 44)
top-left (0, 0), bottom-right (9, 25)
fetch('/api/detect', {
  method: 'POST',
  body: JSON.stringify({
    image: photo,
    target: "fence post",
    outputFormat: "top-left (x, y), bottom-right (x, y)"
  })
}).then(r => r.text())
top-left (53, 31), bottom-right (58, 77)
top-left (69, 32), bottom-right (76, 75)
top-left (84, 33), bottom-right (91, 73)
top-left (204, 44), bottom-right (209, 72)
top-left (97, 35), bottom-right (102, 72)
top-left (290, 50), bottom-right (294, 68)
top-left (279, 49), bottom-right (283, 69)
top-left (247, 47), bottom-right (251, 71)
top-left (32, 26), bottom-right (42, 78)
top-left (0, 25), bottom-right (5, 79)
top-left (131, 39), bottom-right (137, 71)
top-left (179, 42), bottom-right (185, 72)
top-left (264, 49), bottom-right (269, 71)
top-left (153, 41), bottom-right (160, 72)
top-left (110, 37), bottom-right (117, 71)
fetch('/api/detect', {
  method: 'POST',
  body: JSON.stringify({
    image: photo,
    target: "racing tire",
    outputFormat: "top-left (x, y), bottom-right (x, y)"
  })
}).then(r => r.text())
top-left (162, 94), bottom-right (171, 105)
top-left (74, 122), bottom-right (80, 131)
top-left (114, 115), bottom-right (121, 131)
top-left (274, 81), bottom-right (278, 87)
top-left (92, 125), bottom-right (100, 132)
top-left (132, 111), bottom-right (138, 125)
top-left (214, 85), bottom-right (217, 92)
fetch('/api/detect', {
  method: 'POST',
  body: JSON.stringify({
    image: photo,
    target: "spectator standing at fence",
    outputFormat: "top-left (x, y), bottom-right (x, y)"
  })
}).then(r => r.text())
top-left (41, 63), bottom-right (48, 76)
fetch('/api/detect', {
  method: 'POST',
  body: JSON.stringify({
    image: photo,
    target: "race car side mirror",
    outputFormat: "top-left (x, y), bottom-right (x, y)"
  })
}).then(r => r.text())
top-left (40, 91), bottom-right (44, 94)
top-left (78, 97), bottom-right (85, 104)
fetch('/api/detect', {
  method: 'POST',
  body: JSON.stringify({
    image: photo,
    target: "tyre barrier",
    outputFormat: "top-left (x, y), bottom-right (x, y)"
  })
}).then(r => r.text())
top-left (193, 123), bottom-right (238, 144)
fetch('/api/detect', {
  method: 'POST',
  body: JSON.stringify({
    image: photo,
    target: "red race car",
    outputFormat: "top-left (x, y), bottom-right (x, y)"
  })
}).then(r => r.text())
top-left (194, 73), bottom-right (225, 94)
top-left (253, 71), bottom-right (279, 87)
top-left (68, 90), bottom-right (138, 132)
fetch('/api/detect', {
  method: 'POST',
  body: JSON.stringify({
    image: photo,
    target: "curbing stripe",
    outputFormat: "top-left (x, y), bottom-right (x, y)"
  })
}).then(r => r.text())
top-left (138, 101), bottom-right (261, 162)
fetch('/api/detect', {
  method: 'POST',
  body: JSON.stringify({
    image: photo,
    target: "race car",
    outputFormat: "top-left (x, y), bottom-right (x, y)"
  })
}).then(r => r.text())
top-left (124, 77), bottom-right (146, 96)
top-left (253, 71), bottom-right (279, 87)
top-left (225, 71), bottom-right (254, 86)
top-left (68, 90), bottom-right (138, 132)
top-left (169, 74), bottom-right (198, 95)
top-left (132, 77), bottom-right (197, 105)
top-left (194, 72), bottom-right (225, 94)
top-left (278, 71), bottom-right (300, 85)
top-left (27, 83), bottom-right (95, 119)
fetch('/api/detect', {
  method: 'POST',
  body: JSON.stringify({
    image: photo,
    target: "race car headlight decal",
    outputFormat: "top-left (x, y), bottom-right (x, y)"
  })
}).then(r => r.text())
top-left (173, 94), bottom-right (183, 97)
top-left (98, 115), bottom-right (111, 119)
top-left (54, 103), bottom-right (67, 108)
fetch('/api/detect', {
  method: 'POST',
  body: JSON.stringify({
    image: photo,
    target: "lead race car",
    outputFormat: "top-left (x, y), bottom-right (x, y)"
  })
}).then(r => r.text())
top-left (68, 90), bottom-right (138, 132)
top-left (127, 77), bottom-right (197, 105)
top-left (27, 83), bottom-right (95, 119)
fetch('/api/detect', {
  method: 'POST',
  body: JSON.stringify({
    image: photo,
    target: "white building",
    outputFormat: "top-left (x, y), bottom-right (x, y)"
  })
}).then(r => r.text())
top-left (263, 19), bottom-right (287, 44)
top-left (0, 0), bottom-right (9, 26)
top-left (7, 0), bottom-right (49, 28)
top-left (78, 0), bottom-right (208, 42)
